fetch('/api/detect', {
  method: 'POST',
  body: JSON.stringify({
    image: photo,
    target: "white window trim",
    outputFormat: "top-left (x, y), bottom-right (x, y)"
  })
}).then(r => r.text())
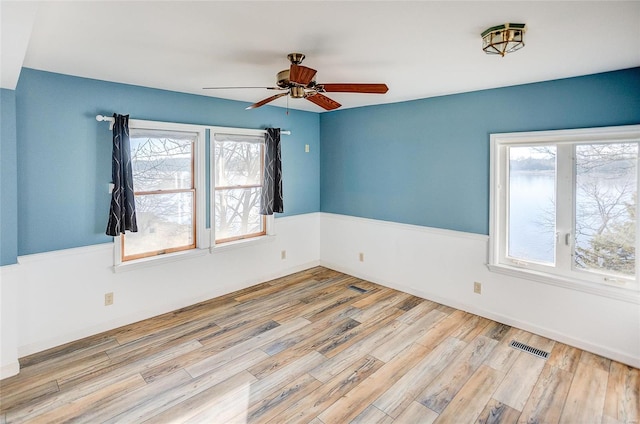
top-left (488, 124), bottom-right (640, 304)
top-left (112, 120), bottom-right (277, 272)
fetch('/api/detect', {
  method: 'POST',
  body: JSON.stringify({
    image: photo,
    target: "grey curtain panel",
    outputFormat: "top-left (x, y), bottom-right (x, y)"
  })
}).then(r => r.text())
top-left (106, 114), bottom-right (138, 236)
top-left (260, 128), bottom-right (284, 215)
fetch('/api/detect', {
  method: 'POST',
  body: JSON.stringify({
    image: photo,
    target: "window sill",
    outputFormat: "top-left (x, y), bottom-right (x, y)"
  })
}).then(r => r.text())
top-left (211, 234), bottom-right (276, 253)
top-left (113, 248), bottom-right (208, 273)
top-left (486, 263), bottom-right (639, 304)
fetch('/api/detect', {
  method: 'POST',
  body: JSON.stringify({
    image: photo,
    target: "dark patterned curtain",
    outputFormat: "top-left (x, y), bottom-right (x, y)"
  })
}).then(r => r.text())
top-left (260, 128), bottom-right (283, 215)
top-left (106, 114), bottom-right (138, 236)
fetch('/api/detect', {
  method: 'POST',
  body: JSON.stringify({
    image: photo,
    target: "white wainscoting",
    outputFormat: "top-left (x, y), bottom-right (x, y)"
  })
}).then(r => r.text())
top-left (3, 211), bottom-right (638, 380)
top-left (319, 213), bottom-right (640, 368)
top-left (0, 213), bottom-right (320, 379)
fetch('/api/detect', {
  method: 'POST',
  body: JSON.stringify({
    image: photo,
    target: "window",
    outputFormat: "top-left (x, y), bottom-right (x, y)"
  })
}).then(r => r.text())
top-left (118, 121), bottom-right (206, 264)
top-left (213, 132), bottom-right (266, 243)
top-left (489, 125), bottom-right (640, 298)
top-left (112, 121), bottom-right (271, 268)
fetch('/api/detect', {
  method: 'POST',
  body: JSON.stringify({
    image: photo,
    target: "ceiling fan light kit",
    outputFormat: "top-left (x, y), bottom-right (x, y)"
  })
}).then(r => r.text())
top-left (205, 53), bottom-right (389, 111)
top-left (482, 23), bottom-right (527, 56)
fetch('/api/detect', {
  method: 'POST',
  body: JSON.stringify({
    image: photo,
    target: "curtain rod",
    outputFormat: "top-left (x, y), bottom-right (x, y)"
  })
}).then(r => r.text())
top-left (95, 115), bottom-right (291, 135)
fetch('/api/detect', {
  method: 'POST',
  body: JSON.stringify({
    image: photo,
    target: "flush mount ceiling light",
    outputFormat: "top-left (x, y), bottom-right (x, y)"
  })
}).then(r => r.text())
top-left (481, 23), bottom-right (527, 56)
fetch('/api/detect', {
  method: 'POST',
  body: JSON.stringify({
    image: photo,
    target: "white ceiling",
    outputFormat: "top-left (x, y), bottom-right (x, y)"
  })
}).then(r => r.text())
top-left (2, 1), bottom-right (640, 112)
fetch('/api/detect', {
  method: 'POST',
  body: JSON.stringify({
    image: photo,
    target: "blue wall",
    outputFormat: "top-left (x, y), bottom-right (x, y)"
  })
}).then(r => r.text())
top-left (320, 67), bottom-right (640, 235)
top-left (5, 67), bottom-right (639, 259)
top-left (1, 89), bottom-right (18, 265)
top-left (15, 68), bottom-right (320, 255)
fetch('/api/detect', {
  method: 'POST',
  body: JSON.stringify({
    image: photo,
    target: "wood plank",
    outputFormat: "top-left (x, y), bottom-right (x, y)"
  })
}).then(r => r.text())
top-left (415, 309), bottom-right (470, 348)
top-left (271, 355), bottom-right (384, 424)
top-left (58, 338), bottom-right (202, 388)
top-left (5, 340), bottom-right (201, 422)
top-left (558, 351), bottom-right (610, 423)
top-left (318, 342), bottom-right (432, 424)
top-left (476, 398), bottom-right (521, 424)
top-left (393, 401), bottom-right (439, 424)
top-left (315, 305), bottom-right (404, 359)
top-left (71, 369), bottom-right (193, 423)
top-left (0, 380), bottom-right (59, 413)
top-left (140, 318), bottom-right (279, 383)
top-left (8, 373), bottom-right (146, 424)
top-left (106, 349), bottom-right (268, 423)
top-left (546, 342), bottom-right (582, 373)
top-left (517, 364), bottom-right (573, 424)
top-left (184, 317), bottom-right (310, 378)
top-left (482, 322), bottom-right (511, 342)
top-left (245, 351), bottom-right (325, 406)
top-left (260, 316), bottom-right (359, 357)
top-left (417, 336), bottom-right (498, 413)
top-left (395, 295), bottom-right (427, 312)
top-left (139, 370), bottom-right (257, 423)
top-left (484, 328), bottom-right (533, 373)
top-left (351, 291), bottom-right (411, 323)
top-left (370, 309), bottom-right (447, 362)
top-left (373, 337), bottom-right (467, 418)
top-left (449, 313), bottom-right (492, 343)
top-left (350, 405), bottom-right (394, 424)
top-left (395, 299), bottom-right (439, 324)
top-left (308, 318), bottom-right (406, 382)
top-left (24, 374), bottom-right (146, 424)
top-left (492, 334), bottom-right (555, 411)
top-left (434, 365), bottom-right (505, 423)
top-left (239, 373), bottom-right (322, 423)
top-left (602, 361), bottom-right (639, 424)
top-left (248, 317), bottom-right (361, 379)
top-left (17, 334), bottom-right (118, 369)
top-left (0, 352), bottom-right (111, 399)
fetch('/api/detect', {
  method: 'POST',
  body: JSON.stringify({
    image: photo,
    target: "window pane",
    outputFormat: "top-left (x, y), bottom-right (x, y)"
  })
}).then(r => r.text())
top-left (130, 131), bottom-right (194, 192)
top-left (508, 146), bottom-right (557, 264)
top-left (215, 188), bottom-right (263, 241)
top-left (215, 141), bottom-right (262, 187)
top-left (124, 192), bottom-right (194, 257)
top-left (574, 143), bottom-right (637, 277)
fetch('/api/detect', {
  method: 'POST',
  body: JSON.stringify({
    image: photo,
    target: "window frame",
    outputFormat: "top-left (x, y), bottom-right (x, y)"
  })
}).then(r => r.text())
top-left (114, 119), bottom-right (208, 269)
top-left (488, 125), bottom-right (640, 302)
top-left (112, 121), bottom-right (277, 271)
top-left (211, 129), bottom-right (269, 246)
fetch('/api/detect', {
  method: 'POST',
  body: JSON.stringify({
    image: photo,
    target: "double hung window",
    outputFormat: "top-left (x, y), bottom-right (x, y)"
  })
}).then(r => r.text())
top-left (114, 121), bottom-right (270, 268)
top-left (118, 121), bottom-right (206, 264)
top-left (489, 125), bottom-right (640, 297)
top-left (213, 133), bottom-right (266, 243)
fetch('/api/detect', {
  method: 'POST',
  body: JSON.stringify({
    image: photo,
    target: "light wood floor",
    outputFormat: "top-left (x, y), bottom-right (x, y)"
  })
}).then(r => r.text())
top-left (1, 267), bottom-right (638, 423)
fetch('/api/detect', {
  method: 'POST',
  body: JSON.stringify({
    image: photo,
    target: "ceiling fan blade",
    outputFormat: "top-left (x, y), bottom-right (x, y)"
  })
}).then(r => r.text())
top-left (245, 92), bottom-right (289, 110)
top-left (290, 64), bottom-right (317, 85)
top-left (203, 86), bottom-right (284, 90)
top-left (306, 93), bottom-right (341, 111)
top-left (319, 83), bottom-right (389, 94)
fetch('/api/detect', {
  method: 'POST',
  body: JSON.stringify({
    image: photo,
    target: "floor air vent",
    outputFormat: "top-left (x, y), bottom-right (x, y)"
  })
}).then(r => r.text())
top-left (509, 340), bottom-right (550, 359)
top-left (348, 285), bottom-right (368, 293)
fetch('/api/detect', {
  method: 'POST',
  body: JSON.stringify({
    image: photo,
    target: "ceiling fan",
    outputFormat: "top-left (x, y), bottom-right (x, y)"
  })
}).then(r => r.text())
top-left (204, 53), bottom-right (389, 111)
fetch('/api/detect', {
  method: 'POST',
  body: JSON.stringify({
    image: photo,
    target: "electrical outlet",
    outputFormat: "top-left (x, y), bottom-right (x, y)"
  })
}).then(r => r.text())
top-left (281, 250), bottom-right (287, 260)
top-left (105, 292), bottom-right (114, 306)
top-left (305, 144), bottom-right (310, 153)
top-left (359, 252), bottom-right (364, 262)
top-left (474, 282), bottom-right (482, 294)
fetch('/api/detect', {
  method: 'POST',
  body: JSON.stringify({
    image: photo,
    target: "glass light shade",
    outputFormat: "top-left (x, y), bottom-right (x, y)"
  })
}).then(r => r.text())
top-left (482, 23), bottom-right (526, 56)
